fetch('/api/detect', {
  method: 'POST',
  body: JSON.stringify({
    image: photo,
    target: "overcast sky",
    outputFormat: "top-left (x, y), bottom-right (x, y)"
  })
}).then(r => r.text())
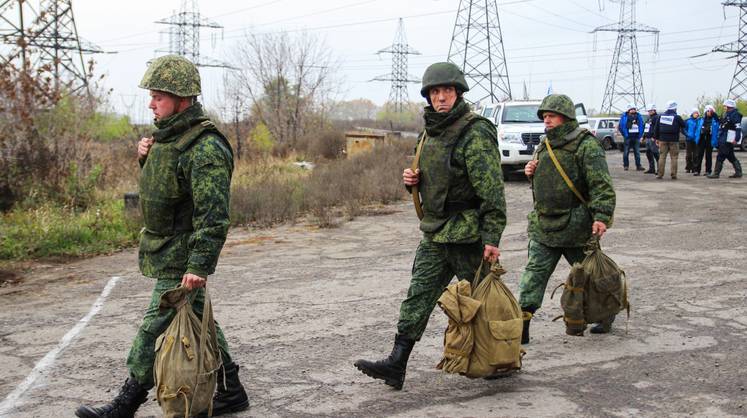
top-left (63, 0), bottom-right (741, 122)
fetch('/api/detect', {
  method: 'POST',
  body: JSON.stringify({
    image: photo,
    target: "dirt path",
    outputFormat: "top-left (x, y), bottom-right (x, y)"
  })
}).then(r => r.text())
top-left (1, 153), bottom-right (746, 417)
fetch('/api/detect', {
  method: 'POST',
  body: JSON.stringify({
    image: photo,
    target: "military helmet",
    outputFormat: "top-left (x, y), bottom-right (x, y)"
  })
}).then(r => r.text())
top-left (536, 94), bottom-right (576, 120)
top-left (420, 62), bottom-right (470, 98)
top-left (139, 54), bottom-right (201, 97)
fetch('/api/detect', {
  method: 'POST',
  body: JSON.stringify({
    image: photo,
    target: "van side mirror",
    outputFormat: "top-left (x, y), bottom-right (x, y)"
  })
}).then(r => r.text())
top-left (577, 114), bottom-right (588, 124)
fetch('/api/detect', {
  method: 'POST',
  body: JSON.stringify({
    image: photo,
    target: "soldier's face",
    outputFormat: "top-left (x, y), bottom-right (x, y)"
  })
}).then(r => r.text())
top-left (542, 112), bottom-right (566, 130)
top-left (149, 90), bottom-right (180, 121)
top-left (429, 86), bottom-right (458, 113)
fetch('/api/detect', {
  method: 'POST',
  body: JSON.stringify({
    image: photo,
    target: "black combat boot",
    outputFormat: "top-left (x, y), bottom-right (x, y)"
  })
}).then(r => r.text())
top-left (75, 377), bottom-right (150, 418)
top-left (707, 161), bottom-right (723, 179)
top-left (520, 310), bottom-right (534, 345)
top-left (197, 362), bottom-right (249, 417)
top-left (729, 160), bottom-right (742, 178)
top-left (590, 316), bottom-right (615, 334)
top-left (354, 334), bottom-right (415, 390)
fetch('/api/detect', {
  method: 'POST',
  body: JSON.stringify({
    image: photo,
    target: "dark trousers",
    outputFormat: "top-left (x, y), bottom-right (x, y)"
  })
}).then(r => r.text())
top-left (685, 141), bottom-right (697, 171)
top-left (645, 144), bottom-right (659, 171)
top-left (694, 140), bottom-right (713, 174)
top-left (623, 136), bottom-right (642, 168)
top-left (717, 142), bottom-right (738, 165)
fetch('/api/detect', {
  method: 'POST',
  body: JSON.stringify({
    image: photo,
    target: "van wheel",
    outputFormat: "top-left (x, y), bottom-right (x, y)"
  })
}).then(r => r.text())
top-left (602, 137), bottom-right (614, 150)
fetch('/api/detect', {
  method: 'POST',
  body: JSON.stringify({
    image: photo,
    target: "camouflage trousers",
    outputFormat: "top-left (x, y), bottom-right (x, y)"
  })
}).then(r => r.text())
top-left (518, 240), bottom-right (585, 311)
top-left (126, 278), bottom-right (233, 387)
top-left (396, 239), bottom-right (489, 340)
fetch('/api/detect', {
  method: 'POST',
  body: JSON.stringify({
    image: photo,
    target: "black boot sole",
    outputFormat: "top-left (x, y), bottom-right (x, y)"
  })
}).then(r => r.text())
top-left (353, 361), bottom-right (404, 390)
top-left (200, 399), bottom-right (250, 417)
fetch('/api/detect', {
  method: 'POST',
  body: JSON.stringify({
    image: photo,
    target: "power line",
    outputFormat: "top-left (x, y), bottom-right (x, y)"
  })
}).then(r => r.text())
top-left (448, 0), bottom-right (512, 104)
top-left (594, 0), bottom-right (659, 114)
top-left (712, 0), bottom-right (747, 99)
top-left (371, 18), bottom-right (420, 112)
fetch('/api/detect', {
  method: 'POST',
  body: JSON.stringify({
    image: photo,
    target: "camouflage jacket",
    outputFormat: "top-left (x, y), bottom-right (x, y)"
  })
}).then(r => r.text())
top-left (528, 120), bottom-right (615, 248)
top-left (139, 103), bottom-right (234, 279)
top-left (416, 99), bottom-right (507, 246)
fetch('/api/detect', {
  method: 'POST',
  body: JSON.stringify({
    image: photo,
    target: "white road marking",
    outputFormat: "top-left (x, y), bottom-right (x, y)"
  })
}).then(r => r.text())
top-left (0, 276), bottom-right (121, 418)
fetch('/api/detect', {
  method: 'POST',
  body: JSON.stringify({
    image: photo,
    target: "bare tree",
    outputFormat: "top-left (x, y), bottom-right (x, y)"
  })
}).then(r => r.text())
top-left (230, 31), bottom-right (339, 149)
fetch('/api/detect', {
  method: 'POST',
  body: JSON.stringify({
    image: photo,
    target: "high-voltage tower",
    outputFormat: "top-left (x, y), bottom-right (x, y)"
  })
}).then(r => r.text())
top-left (713, 1), bottom-right (747, 99)
top-left (0, 0), bottom-right (103, 96)
top-left (447, 0), bottom-right (512, 105)
top-left (155, 0), bottom-right (228, 68)
top-left (593, 0), bottom-right (658, 114)
top-left (372, 18), bottom-right (420, 113)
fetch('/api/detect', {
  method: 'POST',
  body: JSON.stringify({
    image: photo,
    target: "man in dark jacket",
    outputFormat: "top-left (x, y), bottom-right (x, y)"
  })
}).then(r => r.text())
top-left (353, 62), bottom-right (507, 390)
top-left (708, 99), bottom-right (743, 179)
top-left (642, 104), bottom-right (660, 174)
top-left (618, 104), bottom-right (645, 171)
top-left (75, 55), bottom-right (249, 418)
top-left (694, 105), bottom-right (719, 176)
top-left (654, 100), bottom-right (687, 180)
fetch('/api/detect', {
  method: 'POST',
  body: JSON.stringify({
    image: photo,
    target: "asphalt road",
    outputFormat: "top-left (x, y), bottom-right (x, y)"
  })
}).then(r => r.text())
top-left (1, 152), bottom-right (746, 417)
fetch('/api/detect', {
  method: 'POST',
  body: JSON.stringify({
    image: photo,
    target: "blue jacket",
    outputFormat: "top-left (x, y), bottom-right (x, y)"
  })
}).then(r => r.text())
top-left (619, 112), bottom-right (645, 139)
top-left (685, 116), bottom-right (703, 143)
top-left (701, 115), bottom-right (720, 147)
top-left (718, 109), bottom-right (742, 146)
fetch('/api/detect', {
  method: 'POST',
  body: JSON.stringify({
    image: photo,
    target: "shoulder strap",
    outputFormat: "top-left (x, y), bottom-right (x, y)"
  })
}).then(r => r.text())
top-left (411, 132), bottom-right (427, 220)
top-left (544, 138), bottom-right (588, 205)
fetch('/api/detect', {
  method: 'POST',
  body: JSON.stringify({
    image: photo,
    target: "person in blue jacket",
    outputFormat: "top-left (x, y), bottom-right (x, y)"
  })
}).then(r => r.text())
top-left (618, 103), bottom-right (645, 171)
top-left (708, 99), bottom-right (743, 179)
top-left (693, 105), bottom-right (719, 176)
top-left (684, 108), bottom-right (701, 173)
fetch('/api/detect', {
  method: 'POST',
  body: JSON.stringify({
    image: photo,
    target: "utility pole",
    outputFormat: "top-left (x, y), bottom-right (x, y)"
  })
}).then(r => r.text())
top-left (713, 1), bottom-right (747, 99)
top-left (0, 0), bottom-right (104, 98)
top-left (447, 0), bottom-right (512, 105)
top-left (233, 93), bottom-right (241, 160)
top-left (593, 0), bottom-right (658, 114)
top-left (155, 0), bottom-right (230, 68)
top-left (371, 18), bottom-right (420, 113)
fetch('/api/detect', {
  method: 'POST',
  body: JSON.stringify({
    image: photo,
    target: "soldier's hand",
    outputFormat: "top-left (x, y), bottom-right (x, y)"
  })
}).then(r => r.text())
top-left (181, 273), bottom-right (206, 289)
top-left (524, 160), bottom-right (538, 177)
top-left (483, 245), bottom-right (500, 263)
top-left (592, 221), bottom-right (607, 238)
top-left (138, 137), bottom-right (154, 161)
top-left (403, 168), bottom-right (420, 186)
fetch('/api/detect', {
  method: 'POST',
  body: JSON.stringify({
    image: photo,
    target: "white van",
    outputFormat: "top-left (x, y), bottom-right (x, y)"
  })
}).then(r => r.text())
top-left (478, 100), bottom-right (590, 177)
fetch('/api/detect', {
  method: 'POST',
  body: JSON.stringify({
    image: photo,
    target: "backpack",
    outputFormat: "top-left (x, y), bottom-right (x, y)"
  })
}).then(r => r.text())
top-left (553, 237), bottom-right (629, 331)
top-left (154, 286), bottom-right (222, 418)
top-left (437, 261), bottom-right (523, 378)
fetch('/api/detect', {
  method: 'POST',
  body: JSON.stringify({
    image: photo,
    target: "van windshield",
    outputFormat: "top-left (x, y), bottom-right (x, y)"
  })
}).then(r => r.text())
top-left (502, 105), bottom-right (542, 123)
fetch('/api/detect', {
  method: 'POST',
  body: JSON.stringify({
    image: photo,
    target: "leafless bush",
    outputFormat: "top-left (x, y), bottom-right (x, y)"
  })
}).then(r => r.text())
top-left (303, 143), bottom-right (409, 225)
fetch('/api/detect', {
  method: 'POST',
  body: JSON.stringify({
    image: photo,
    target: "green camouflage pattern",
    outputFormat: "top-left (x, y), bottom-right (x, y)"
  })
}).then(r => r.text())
top-left (397, 239), bottom-right (490, 340)
top-left (537, 94), bottom-right (576, 121)
top-left (420, 62), bottom-right (470, 98)
top-left (139, 103), bottom-right (234, 279)
top-left (126, 278), bottom-right (233, 386)
top-left (139, 54), bottom-right (202, 97)
top-left (417, 100), bottom-right (507, 246)
top-left (518, 240), bottom-right (585, 310)
top-left (528, 120), bottom-right (615, 248)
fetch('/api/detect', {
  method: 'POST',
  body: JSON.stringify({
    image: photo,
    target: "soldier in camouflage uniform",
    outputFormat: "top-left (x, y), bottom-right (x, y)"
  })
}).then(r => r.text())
top-left (354, 62), bottom-right (507, 390)
top-left (520, 94), bottom-right (616, 343)
top-left (76, 55), bottom-right (248, 418)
